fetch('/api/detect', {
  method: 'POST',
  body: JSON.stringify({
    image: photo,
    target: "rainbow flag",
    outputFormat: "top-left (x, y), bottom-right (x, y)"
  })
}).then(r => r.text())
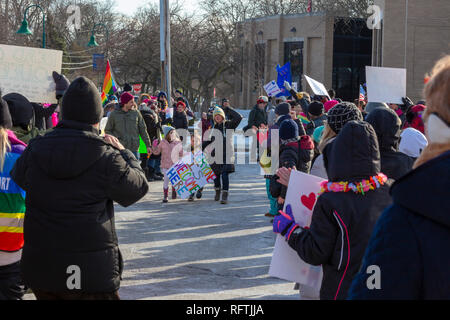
top-left (297, 112), bottom-right (310, 124)
top-left (101, 60), bottom-right (117, 104)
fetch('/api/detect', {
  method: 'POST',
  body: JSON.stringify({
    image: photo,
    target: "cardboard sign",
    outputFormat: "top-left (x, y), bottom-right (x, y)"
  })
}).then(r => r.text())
top-left (366, 66), bottom-right (406, 104)
top-left (264, 80), bottom-right (283, 97)
top-left (166, 151), bottom-right (216, 199)
top-left (269, 170), bottom-right (326, 289)
top-left (304, 75), bottom-right (330, 99)
top-left (0, 44), bottom-right (62, 104)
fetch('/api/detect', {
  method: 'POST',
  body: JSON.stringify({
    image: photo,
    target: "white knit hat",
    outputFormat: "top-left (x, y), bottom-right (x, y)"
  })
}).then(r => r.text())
top-left (399, 127), bottom-right (428, 158)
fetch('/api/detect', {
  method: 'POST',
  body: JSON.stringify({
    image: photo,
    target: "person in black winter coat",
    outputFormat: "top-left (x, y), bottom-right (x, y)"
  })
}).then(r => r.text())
top-left (365, 108), bottom-right (414, 180)
top-left (348, 56), bottom-right (450, 299)
top-left (305, 101), bottom-right (327, 136)
top-left (31, 103), bottom-right (58, 130)
top-left (10, 77), bottom-right (149, 300)
top-left (172, 101), bottom-right (189, 130)
top-left (203, 106), bottom-right (242, 204)
top-left (270, 119), bottom-right (314, 208)
top-left (273, 121), bottom-right (394, 300)
top-left (139, 104), bottom-right (163, 181)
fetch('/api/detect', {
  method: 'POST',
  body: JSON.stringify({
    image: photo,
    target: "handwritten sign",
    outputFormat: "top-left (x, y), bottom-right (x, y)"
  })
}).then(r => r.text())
top-left (366, 66), bottom-right (406, 104)
top-left (0, 44), bottom-right (62, 104)
top-left (304, 75), bottom-right (330, 99)
top-left (264, 80), bottom-right (283, 97)
top-left (166, 151), bottom-right (216, 199)
top-left (269, 170), bottom-right (326, 289)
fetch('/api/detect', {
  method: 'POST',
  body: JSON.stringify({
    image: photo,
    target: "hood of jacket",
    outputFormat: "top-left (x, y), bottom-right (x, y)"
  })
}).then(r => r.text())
top-left (366, 108), bottom-right (401, 152)
top-left (30, 120), bottom-right (108, 180)
top-left (391, 150), bottom-right (450, 228)
top-left (276, 114), bottom-right (291, 126)
top-left (324, 120), bottom-right (381, 182)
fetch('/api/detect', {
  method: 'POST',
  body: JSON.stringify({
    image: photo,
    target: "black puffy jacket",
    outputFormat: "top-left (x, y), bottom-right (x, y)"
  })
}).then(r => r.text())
top-left (140, 108), bottom-right (161, 142)
top-left (11, 120), bottom-right (148, 293)
top-left (287, 121), bottom-right (393, 300)
top-left (172, 110), bottom-right (188, 130)
top-left (365, 108), bottom-right (414, 180)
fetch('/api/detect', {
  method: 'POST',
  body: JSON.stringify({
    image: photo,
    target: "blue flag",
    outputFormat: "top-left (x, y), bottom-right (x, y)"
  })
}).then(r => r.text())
top-left (276, 62), bottom-right (292, 97)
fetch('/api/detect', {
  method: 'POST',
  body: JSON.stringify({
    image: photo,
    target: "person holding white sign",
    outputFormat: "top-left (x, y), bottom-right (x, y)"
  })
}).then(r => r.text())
top-left (273, 121), bottom-right (393, 300)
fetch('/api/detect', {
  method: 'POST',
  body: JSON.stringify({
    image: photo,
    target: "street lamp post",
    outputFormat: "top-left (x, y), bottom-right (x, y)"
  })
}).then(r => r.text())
top-left (17, 4), bottom-right (46, 48)
top-left (87, 23), bottom-right (109, 47)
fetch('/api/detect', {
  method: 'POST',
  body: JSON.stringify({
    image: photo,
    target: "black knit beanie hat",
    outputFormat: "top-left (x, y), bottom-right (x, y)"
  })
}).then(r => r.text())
top-left (327, 102), bottom-right (363, 134)
top-left (3, 93), bottom-right (34, 130)
top-left (61, 76), bottom-right (103, 125)
top-left (275, 102), bottom-right (290, 116)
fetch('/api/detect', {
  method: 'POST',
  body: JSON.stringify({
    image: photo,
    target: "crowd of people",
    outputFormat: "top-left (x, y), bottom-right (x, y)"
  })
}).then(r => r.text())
top-left (0, 54), bottom-right (448, 300)
top-left (270, 55), bottom-right (450, 300)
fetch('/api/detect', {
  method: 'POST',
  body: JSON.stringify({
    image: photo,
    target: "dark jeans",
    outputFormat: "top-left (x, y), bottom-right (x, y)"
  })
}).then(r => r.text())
top-left (214, 171), bottom-right (230, 191)
top-left (0, 261), bottom-right (25, 300)
top-left (32, 289), bottom-right (120, 300)
top-left (148, 158), bottom-right (162, 174)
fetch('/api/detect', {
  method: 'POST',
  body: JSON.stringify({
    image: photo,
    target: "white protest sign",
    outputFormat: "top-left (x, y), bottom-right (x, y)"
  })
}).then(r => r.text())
top-left (166, 151), bottom-right (216, 199)
top-left (269, 170), bottom-right (325, 289)
top-left (292, 82), bottom-right (298, 92)
top-left (366, 66), bottom-right (406, 104)
top-left (0, 44), bottom-right (63, 104)
top-left (304, 75), bottom-right (330, 99)
top-left (263, 80), bottom-right (283, 97)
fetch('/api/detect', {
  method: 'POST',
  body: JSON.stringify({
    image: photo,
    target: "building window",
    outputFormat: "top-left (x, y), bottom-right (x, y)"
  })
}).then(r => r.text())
top-left (254, 43), bottom-right (265, 92)
top-left (332, 18), bottom-right (372, 101)
top-left (284, 41), bottom-right (304, 91)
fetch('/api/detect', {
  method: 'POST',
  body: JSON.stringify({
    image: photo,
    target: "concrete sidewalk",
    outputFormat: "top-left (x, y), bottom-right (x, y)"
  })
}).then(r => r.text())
top-left (24, 164), bottom-right (297, 300)
top-left (116, 163), bottom-right (297, 300)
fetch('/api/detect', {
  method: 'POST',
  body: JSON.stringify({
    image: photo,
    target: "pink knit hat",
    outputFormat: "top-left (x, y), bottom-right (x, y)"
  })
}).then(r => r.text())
top-left (324, 100), bottom-right (339, 112)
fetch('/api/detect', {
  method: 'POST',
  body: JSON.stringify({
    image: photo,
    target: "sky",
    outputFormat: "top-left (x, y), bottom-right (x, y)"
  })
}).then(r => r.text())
top-left (114, 0), bottom-right (201, 16)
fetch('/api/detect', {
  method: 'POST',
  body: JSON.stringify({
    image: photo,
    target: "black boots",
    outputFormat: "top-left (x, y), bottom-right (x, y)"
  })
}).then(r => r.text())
top-left (196, 188), bottom-right (203, 199)
top-left (214, 187), bottom-right (221, 201)
top-left (221, 190), bottom-right (228, 204)
top-left (147, 166), bottom-right (162, 181)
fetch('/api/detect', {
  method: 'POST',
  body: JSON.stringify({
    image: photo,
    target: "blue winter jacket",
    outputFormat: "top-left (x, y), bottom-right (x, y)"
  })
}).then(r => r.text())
top-left (347, 150), bottom-right (450, 299)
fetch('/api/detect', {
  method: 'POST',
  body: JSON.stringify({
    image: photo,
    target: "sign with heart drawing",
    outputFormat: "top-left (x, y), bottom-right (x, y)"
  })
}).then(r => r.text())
top-left (269, 170), bottom-right (326, 289)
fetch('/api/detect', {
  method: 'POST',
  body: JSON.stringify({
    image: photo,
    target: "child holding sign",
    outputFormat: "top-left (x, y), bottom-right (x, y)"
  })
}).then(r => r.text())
top-left (150, 125), bottom-right (183, 203)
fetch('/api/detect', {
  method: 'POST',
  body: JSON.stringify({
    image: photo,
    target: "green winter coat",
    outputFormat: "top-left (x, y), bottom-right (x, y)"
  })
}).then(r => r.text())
top-left (105, 109), bottom-right (151, 153)
top-left (12, 126), bottom-right (52, 144)
top-left (243, 105), bottom-right (267, 132)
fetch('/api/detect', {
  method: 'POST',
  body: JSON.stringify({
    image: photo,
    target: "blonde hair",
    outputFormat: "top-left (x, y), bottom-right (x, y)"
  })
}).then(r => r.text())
top-left (318, 124), bottom-right (337, 153)
top-left (0, 128), bottom-right (11, 171)
top-left (414, 55), bottom-right (450, 168)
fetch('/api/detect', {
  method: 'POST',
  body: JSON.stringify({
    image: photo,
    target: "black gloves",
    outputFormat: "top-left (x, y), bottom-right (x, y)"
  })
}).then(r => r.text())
top-left (400, 96), bottom-right (414, 113)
